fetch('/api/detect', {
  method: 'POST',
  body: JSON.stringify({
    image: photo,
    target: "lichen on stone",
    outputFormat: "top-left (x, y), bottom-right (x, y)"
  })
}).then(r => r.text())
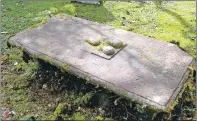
top-left (85, 37), bottom-right (101, 46)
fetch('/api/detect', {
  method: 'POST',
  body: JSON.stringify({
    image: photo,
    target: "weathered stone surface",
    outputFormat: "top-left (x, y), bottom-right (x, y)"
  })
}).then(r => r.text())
top-left (9, 16), bottom-right (194, 110)
top-left (102, 46), bottom-right (115, 55)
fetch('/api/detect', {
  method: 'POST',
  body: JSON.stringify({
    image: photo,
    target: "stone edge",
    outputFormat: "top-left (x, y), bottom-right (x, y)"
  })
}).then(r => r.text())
top-left (165, 58), bottom-right (195, 108)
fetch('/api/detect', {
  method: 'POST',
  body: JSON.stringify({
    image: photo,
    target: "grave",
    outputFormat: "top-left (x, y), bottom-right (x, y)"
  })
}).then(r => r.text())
top-left (9, 15), bottom-right (194, 110)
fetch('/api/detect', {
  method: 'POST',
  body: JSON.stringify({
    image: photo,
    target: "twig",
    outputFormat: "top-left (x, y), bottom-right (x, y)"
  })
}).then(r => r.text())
top-left (114, 97), bottom-right (124, 105)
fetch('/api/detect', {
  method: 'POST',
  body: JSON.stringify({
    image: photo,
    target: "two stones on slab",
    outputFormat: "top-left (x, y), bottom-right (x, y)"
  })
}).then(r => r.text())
top-left (85, 37), bottom-right (124, 55)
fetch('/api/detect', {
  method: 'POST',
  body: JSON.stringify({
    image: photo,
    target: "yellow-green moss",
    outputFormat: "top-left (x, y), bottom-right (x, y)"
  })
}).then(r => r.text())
top-left (50, 103), bottom-right (65, 120)
top-left (72, 112), bottom-right (86, 120)
top-left (188, 66), bottom-right (195, 77)
top-left (33, 54), bottom-right (71, 73)
top-left (96, 41), bottom-right (110, 52)
top-left (49, 7), bottom-right (58, 14)
top-left (60, 4), bottom-right (76, 15)
top-left (95, 115), bottom-right (104, 120)
top-left (56, 13), bottom-right (72, 20)
top-left (61, 63), bottom-right (71, 72)
top-left (29, 19), bottom-right (48, 29)
top-left (36, 55), bottom-right (54, 65)
top-left (54, 103), bottom-right (64, 116)
top-left (85, 39), bottom-right (101, 46)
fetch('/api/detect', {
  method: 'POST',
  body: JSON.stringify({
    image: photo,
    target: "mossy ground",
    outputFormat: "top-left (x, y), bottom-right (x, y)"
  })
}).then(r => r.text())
top-left (1, 0), bottom-right (196, 120)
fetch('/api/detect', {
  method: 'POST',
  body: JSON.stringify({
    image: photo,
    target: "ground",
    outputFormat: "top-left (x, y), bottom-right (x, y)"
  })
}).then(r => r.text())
top-left (1, 0), bottom-right (196, 120)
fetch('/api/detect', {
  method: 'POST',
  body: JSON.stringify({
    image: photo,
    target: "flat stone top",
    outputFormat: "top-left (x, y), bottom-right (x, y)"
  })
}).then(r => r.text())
top-left (10, 16), bottom-right (194, 109)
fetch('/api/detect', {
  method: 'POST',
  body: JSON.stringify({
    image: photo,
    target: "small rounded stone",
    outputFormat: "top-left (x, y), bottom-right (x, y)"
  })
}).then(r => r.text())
top-left (103, 46), bottom-right (115, 55)
top-left (86, 37), bottom-right (101, 46)
top-left (107, 39), bottom-right (123, 48)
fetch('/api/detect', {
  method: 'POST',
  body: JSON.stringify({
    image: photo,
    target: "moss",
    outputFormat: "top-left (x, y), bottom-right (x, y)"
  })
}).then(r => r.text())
top-left (73, 92), bottom-right (93, 106)
top-left (117, 90), bottom-right (128, 97)
top-left (56, 13), bottom-right (72, 20)
top-left (95, 115), bottom-right (104, 120)
top-left (36, 55), bottom-right (54, 65)
top-left (72, 112), bottom-right (86, 120)
top-left (96, 41), bottom-right (110, 52)
top-left (60, 4), bottom-right (76, 15)
top-left (104, 117), bottom-right (113, 120)
top-left (56, 13), bottom-right (65, 19)
top-left (54, 103), bottom-right (64, 116)
top-left (33, 54), bottom-right (71, 73)
top-left (61, 63), bottom-right (71, 72)
top-left (188, 66), bottom-right (195, 77)
top-left (85, 39), bottom-right (101, 46)
top-left (29, 18), bottom-right (48, 29)
top-left (49, 7), bottom-right (58, 14)
top-left (50, 103), bottom-right (65, 120)
top-left (1, 46), bottom-right (40, 120)
top-left (130, 99), bottom-right (163, 113)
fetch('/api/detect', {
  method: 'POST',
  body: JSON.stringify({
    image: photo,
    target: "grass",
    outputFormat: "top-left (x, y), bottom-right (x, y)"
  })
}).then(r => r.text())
top-left (1, 0), bottom-right (196, 120)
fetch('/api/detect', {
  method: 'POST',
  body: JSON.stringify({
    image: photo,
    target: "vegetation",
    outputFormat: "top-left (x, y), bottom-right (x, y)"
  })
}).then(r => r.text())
top-left (1, 0), bottom-right (196, 120)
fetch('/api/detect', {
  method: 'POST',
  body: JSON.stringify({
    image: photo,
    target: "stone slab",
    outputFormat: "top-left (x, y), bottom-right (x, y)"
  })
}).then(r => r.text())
top-left (9, 15), bottom-right (194, 110)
